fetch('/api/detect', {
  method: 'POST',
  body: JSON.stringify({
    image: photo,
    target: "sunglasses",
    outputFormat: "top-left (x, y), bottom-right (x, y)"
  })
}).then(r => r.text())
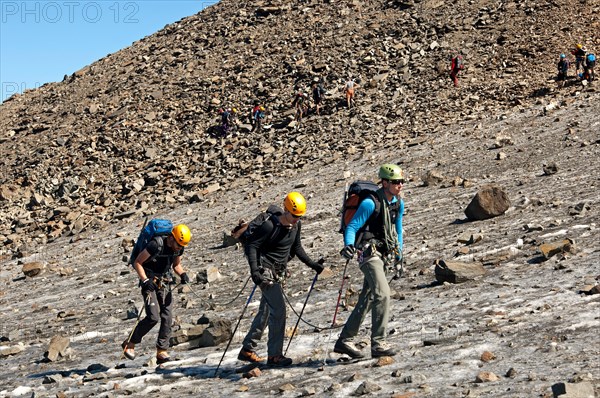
top-left (388, 179), bottom-right (405, 185)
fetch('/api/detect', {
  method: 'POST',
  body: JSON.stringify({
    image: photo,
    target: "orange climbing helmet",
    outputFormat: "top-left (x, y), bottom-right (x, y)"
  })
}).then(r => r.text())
top-left (172, 224), bottom-right (192, 247)
top-left (284, 192), bottom-right (306, 217)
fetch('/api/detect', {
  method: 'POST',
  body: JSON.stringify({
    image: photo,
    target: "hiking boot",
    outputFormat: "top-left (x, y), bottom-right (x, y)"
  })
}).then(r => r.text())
top-left (156, 349), bottom-right (171, 365)
top-left (238, 348), bottom-right (264, 363)
top-left (267, 355), bottom-right (293, 367)
top-left (371, 343), bottom-right (396, 358)
top-left (121, 341), bottom-right (135, 360)
top-left (333, 339), bottom-right (364, 359)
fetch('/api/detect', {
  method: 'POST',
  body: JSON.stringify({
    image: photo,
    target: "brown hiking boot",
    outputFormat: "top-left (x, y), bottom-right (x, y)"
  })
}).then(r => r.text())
top-left (237, 348), bottom-right (264, 363)
top-left (121, 341), bottom-right (135, 360)
top-left (156, 349), bottom-right (171, 365)
top-left (267, 354), bottom-right (292, 367)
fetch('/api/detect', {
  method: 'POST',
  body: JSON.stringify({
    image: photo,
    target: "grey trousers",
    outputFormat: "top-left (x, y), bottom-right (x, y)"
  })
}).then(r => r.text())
top-left (242, 283), bottom-right (286, 357)
top-left (130, 287), bottom-right (173, 350)
top-left (338, 254), bottom-right (390, 347)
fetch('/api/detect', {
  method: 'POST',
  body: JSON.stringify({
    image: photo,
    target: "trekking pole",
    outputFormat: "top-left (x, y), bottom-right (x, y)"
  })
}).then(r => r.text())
top-left (183, 280), bottom-right (203, 301)
top-left (284, 273), bottom-right (318, 356)
top-left (323, 258), bottom-right (350, 366)
top-left (117, 293), bottom-right (150, 364)
top-left (331, 258), bottom-right (350, 327)
top-left (214, 283), bottom-right (258, 377)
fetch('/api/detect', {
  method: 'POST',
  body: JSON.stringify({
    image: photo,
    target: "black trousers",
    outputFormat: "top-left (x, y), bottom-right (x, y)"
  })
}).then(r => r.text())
top-left (130, 286), bottom-right (173, 350)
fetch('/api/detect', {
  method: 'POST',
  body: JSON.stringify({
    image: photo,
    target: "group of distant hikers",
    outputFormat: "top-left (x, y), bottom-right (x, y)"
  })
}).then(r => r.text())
top-left (557, 43), bottom-right (596, 87)
top-left (211, 50), bottom-right (470, 136)
top-left (121, 163), bottom-right (406, 369)
top-left (210, 50), bottom-right (468, 136)
top-left (449, 45), bottom-right (597, 91)
top-left (450, 45), bottom-right (597, 90)
top-left (212, 44), bottom-right (595, 137)
top-left (213, 76), bottom-right (361, 135)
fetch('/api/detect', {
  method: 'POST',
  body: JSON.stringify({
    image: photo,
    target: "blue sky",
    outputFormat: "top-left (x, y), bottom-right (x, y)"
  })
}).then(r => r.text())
top-left (0, 0), bottom-right (218, 102)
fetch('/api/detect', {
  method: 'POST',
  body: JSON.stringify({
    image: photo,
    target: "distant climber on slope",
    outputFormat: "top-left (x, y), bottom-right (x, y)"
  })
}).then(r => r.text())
top-left (292, 91), bottom-right (309, 125)
top-left (312, 78), bottom-right (326, 116)
top-left (449, 53), bottom-right (464, 88)
top-left (570, 43), bottom-right (586, 75)
top-left (251, 103), bottom-right (266, 132)
top-left (584, 51), bottom-right (596, 82)
top-left (557, 53), bottom-right (569, 88)
top-left (344, 77), bottom-right (358, 109)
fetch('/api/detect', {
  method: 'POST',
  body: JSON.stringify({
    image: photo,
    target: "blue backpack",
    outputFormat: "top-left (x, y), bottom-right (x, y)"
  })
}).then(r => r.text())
top-left (587, 53), bottom-right (596, 66)
top-left (128, 219), bottom-right (173, 266)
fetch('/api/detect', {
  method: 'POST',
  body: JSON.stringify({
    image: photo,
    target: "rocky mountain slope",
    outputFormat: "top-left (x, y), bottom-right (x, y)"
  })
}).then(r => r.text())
top-left (0, 0), bottom-right (599, 397)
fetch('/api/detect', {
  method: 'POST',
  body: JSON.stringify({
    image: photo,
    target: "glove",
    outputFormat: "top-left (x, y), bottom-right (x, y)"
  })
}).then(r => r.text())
top-left (141, 278), bottom-right (156, 292)
top-left (392, 255), bottom-right (404, 280)
top-left (308, 258), bottom-right (325, 275)
top-left (251, 269), bottom-right (265, 287)
top-left (180, 272), bottom-right (190, 285)
top-left (340, 245), bottom-right (356, 260)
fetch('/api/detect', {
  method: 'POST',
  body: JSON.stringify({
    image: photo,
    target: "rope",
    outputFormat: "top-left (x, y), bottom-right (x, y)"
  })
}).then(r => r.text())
top-left (196, 268), bottom-right (345, 331)
top-left (209, 276), bottom-right (251, 307)
top-left (282, 284), bottom-right (343, 331)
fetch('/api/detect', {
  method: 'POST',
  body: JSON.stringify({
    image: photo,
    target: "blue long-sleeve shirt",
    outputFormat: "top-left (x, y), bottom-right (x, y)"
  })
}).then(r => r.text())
top-left (344, 196), bottom-right (404, 251)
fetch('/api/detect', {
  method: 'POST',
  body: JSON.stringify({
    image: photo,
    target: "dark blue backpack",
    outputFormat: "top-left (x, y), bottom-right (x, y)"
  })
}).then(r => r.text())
top-left (128, 219), bottom-right (173, 266)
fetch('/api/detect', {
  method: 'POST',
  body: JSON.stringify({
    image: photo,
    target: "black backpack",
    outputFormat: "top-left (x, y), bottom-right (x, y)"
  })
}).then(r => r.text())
top-left (339, 181), bottom-right (382, 235)
top-left (231, 205), bottom-right (283, 246)
top-left (339, 181), bottom-right (401, 248)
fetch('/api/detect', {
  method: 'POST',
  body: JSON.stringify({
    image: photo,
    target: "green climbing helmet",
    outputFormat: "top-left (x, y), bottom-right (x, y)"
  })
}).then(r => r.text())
top-left (378, 163), bottom-right (404, 180)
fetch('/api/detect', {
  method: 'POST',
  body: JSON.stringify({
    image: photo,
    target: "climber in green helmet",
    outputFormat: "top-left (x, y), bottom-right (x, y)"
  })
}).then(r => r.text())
top-left (335, 163), bottom-right (406, 359)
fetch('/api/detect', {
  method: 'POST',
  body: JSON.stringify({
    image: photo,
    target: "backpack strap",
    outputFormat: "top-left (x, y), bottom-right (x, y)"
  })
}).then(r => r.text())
top-left (149, 235), bottom-right (165, 261)
top-left (358, 190), bottom-right (400, 249)
top-left (354, 191), bottom-right (381, 246)
top-left (261, 216), bottom-right (282, 248)
top-left (147, 236), bottom-right (182, 264)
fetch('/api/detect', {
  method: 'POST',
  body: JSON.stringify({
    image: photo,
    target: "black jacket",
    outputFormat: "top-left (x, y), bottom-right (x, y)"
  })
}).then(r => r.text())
top-left (142, 236), bottom-right (182, 275)
top-left (244, 218), bottom-right (314, 272)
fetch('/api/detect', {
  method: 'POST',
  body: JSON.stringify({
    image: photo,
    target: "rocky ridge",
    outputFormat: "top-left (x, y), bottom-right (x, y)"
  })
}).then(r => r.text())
top-left (0, 0), bottom-right (599, 397)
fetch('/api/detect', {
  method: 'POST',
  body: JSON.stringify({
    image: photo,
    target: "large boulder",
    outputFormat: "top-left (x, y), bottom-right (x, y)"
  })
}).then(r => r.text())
top-left (44, 335), bottom-right (70, 362)
top-left (194, 318), bottom-right (232, 347)
top-left (551, 382), bottom-right (595, 398)
top-left (434, 260), bottom-right (486, 284)
top-left (22, 262), bottom-right (45, 277)
top-left (464, 184), bottom-right (510, 221)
